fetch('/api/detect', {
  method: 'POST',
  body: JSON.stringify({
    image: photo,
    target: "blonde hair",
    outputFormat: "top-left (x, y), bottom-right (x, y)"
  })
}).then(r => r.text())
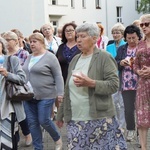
top-left (3, 31), bottom-right (18, 40)
top-left (111, 23), bottom-right (125, 35)
top-left (29, 33), bottom-right (45, 48)
top-left (132, 20), bottom-right (141, 27)
top-left (140, 14), bottom-right (150, 22)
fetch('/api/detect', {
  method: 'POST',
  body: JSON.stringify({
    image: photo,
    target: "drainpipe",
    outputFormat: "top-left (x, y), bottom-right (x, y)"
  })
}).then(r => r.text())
top-left (105, 0), bottom-right (108, 37)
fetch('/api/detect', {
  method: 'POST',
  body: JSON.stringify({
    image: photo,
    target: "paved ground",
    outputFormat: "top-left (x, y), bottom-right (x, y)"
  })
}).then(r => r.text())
top-left (18, 122), bottom-right (150, 150)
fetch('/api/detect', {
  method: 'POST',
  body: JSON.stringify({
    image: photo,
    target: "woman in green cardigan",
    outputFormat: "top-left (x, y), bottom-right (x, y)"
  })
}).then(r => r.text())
top-left (56, 22), bottom-right (127, 150)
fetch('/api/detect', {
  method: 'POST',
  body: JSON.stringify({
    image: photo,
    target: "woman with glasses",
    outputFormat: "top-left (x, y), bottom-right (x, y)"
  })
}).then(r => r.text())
top-left (133, 14), bottom-right (150, 150)
top-left (0, 37), bottom-right (26, 149)
top-left (56, 22), bottom-right (80, 112)
top-left (106, 23), bottom-right (126, 132)
top-left (40, 23), bottom-right (61, 54)
top-left (56, 22), bottom-right (80, 84)
top-left (3, 31), bottom-right (32, 146)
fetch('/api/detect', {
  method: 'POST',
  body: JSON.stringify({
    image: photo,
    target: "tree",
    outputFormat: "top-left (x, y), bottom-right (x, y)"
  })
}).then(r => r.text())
top-left (137, 0), bottom-right (150, 13)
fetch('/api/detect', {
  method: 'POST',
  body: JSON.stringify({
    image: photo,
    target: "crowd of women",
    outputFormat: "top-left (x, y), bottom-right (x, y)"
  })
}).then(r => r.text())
top-left (0, 13), bottom-right (150, 150)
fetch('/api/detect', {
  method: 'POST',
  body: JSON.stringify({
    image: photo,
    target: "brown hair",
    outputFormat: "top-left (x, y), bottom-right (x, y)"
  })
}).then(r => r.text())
top-left (97, 23), bottom-right (104, 36)
top-left (11, 29), bottom-right (24, 38)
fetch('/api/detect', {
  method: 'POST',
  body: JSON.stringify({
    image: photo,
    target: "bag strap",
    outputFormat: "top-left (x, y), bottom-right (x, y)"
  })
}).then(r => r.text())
top-left (7, 56), bottom-right (12, 73)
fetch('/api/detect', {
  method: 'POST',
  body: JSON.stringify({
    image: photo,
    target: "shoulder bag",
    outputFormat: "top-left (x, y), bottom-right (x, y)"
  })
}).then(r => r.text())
top-left (6, 56), bottom-right (34, 101)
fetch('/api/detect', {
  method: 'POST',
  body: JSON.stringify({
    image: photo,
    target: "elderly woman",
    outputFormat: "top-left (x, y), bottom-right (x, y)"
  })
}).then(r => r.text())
top-left (133, 14), bottom-right (150, 150)
top-left (56, 23), bottom-right (127, 149)
top-left (0, 37), bottom-right (26, 149)
top-left (115, 25), bottom-right (142, 142)
top-left (3, 31), bottom-right (32, 146)
top-left (22, 33), bottom-right (64, 150)
top-left (106, 23), bottom-right (126, 131)
top-left (40, 23), bottom-right (61, 54)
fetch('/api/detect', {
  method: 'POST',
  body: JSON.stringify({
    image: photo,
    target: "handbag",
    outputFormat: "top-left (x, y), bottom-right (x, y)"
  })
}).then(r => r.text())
top-left (6, 56), bottom-right (34, 101)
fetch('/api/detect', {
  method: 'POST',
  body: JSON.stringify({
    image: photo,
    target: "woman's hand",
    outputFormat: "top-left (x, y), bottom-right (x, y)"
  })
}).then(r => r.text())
top-left (0, 67), bottom-right (8, 77)
top-left (120, 59), bottom-right (130, 66)
top-left (56, 121), bottom-right (64, 128)
top-left (138, 66), bottom-right (150, 79)
top-left (57, 95), bottom-right (63, 103)
top-left (73, 73), bottom-right (95, 88)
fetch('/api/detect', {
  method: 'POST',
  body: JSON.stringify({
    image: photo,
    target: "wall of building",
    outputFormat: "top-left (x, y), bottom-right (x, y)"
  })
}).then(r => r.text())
top-left (0, 0), bottom-right (142, 39)
top-left (0, 0), bottom-right (46, 37)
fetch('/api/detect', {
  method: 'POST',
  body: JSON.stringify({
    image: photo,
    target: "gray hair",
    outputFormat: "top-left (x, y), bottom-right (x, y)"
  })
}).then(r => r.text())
top-left (76, 22), bottom-right (100, 37)
top-left (0, 37), bottom-right (7, 55)
top-left (111, 23), bottom-right (125, 35)
top-left (40, 23), bottom-right (54, 33)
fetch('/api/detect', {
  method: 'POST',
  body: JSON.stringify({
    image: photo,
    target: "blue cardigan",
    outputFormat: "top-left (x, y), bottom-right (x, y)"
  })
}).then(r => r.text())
top-left (106, 39), bottom-right (126, 58)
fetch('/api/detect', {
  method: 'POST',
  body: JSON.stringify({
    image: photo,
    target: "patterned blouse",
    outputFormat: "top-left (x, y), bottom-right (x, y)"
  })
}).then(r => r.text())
top-left (14, 49), bottom-right (29, 66)
top-left (122, 47), bottom-right (138, 91)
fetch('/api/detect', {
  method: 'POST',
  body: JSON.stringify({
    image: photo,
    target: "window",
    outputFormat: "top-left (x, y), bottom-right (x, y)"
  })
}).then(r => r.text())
top-left (95, 0), bottom-right (101, 9)
top-left (135, 0), bottom-right (140, 10)
top-left (71, 0), bottom-right (75, 8)
top-left (52, 0), bottom-right (57, 5)
top-left (82, 0), bottom-right (86, 8)
top-left (116, 7), bottom-right (122, 23)
top-left (50, 21), bottom-right (58, 35)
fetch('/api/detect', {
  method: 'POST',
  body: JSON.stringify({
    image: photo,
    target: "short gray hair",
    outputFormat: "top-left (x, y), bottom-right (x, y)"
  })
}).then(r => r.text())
top-left (76, 22), bottom-right (100, 37)
top-left (0, 37), bottom-right (7, 55)
top-left (111, 23), bottom-right (125, 35)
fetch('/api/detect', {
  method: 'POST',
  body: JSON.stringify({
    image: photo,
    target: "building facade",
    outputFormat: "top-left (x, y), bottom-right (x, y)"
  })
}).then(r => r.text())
top-left (0, 0), bottom-right (142, 38)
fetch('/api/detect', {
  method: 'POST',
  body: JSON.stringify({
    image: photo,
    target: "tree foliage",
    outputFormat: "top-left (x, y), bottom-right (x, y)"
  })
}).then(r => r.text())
top-left (137, 0), bottom-right (150, 13)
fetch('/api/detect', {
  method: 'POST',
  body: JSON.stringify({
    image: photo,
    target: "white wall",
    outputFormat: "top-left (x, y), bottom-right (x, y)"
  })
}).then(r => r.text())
top-left (0, 0), bottom-right (142, 39)
top-left (0, 0), bottom-right (46, 37)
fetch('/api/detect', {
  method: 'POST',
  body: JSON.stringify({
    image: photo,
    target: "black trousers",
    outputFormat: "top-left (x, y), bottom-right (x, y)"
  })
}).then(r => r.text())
top-left (122, 90), bottom-right (136, 130)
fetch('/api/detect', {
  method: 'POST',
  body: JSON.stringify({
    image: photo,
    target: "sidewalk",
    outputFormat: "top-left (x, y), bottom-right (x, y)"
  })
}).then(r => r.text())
top-left (18, 123), bottom-right (150, 150)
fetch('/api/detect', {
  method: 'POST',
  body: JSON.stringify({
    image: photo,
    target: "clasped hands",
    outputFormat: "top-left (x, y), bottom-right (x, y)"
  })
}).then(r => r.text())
top-left (137, 66), bottom-right (150, 79)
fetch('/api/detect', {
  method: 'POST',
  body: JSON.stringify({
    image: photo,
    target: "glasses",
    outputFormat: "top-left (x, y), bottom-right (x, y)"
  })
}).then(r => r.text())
top-left (43, 27), bottom-right (52, 32)
top-left (140, 22), bottom-right (150, 28)
top-left (112, 32), bottom-right (121, 35)
top-left (5, 39), bottom-right (14, 42)
top-left (65, 29), bottom-right (75, 33)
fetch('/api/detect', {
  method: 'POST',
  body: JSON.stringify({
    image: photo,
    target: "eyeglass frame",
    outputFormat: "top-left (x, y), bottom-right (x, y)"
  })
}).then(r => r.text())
top-left (140, 22), bottom-right (150, 28)
top-left (5, 39), bottom-right (15, 42)
top-left (65, 29), bottom-right (75, 33)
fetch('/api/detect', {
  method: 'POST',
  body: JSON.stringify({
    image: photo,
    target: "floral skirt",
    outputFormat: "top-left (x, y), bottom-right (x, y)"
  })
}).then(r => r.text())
top-left (66, 117), bottom-right (127, 150)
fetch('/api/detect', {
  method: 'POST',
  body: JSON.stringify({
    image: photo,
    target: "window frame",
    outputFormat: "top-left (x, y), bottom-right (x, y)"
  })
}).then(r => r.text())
top-left (95, 0), bottom-right (101, 9)
top-left (116, 7), bottom-right (123, 23)
top-left (82, 0), bottom-right (86, 8)
top-left (135, 0), bottom-right (140, 10)
top-left (71, 0), bottom-right (75, 8)
top-left (52, 0), bottom-right (57, 5)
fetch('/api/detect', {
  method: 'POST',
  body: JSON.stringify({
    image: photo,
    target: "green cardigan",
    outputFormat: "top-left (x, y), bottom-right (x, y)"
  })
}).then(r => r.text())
top-left (57, 47), bottom-right (119, 122)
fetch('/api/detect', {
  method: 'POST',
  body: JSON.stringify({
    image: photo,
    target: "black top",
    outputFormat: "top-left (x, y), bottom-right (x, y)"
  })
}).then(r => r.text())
top-left (56, 43), bottom-right (80, 84)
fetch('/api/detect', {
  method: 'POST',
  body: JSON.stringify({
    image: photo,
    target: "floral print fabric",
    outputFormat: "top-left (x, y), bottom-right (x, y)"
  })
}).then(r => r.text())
top-left (133, 40), bottom-right (150, 128)
top-left (122, 47), bottom-right (138, 91)
top-left (66, 117), bottom-right (127, 150)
